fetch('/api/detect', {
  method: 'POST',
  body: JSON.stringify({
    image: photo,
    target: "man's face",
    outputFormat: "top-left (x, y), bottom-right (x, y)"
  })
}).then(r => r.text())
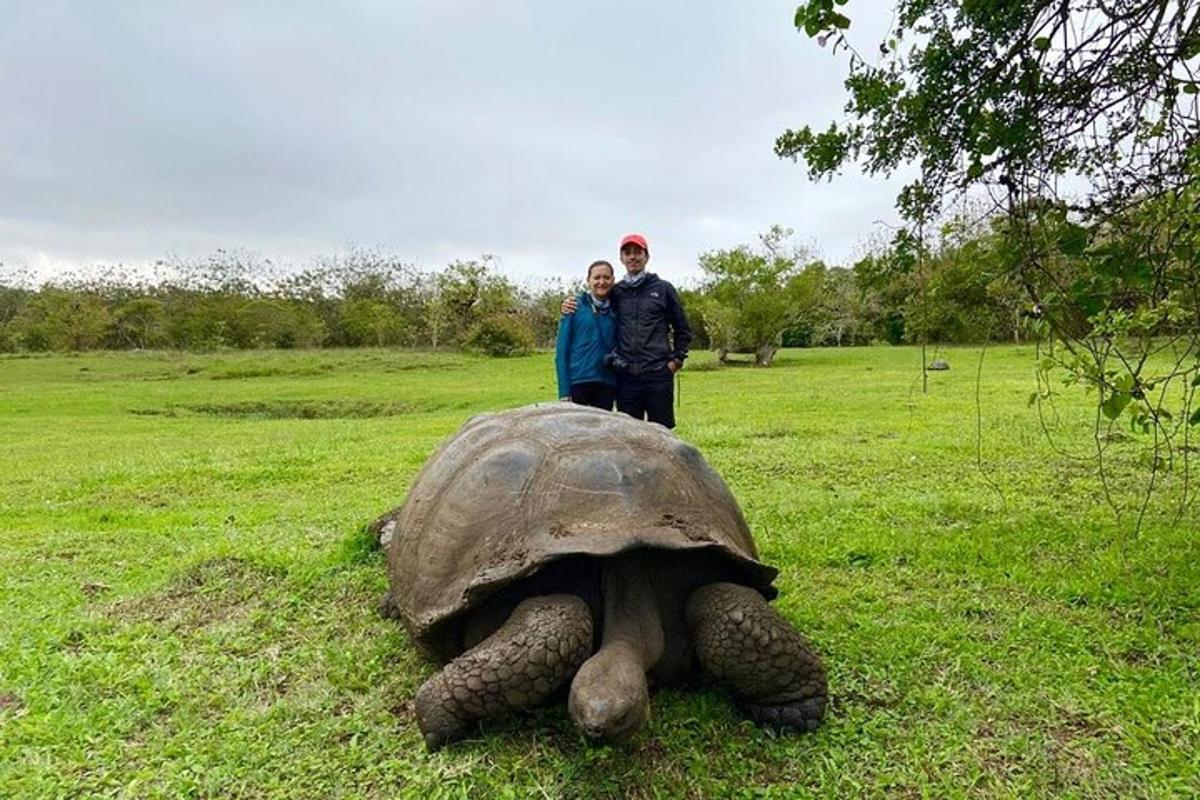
top-left (620, 245), bottom-right (648, 273)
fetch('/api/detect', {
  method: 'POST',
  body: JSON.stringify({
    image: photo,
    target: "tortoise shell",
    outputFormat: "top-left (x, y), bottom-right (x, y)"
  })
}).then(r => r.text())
top-left (385, 404), bottom-right (777, 657)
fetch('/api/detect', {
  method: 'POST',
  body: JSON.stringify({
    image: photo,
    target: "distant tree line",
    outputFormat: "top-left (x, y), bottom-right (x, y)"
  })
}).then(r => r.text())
top-left (0, 214), bottom-right (1123, 358)
top-left (0, 250), bottom-right (568, 357)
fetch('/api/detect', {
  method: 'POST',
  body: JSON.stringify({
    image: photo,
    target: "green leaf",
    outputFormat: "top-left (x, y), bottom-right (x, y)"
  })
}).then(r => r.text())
top-left (1183, 83), bottom-right (1199, 95)
top-left (1189, 408), bottom-right (1200, 425)
top-left (1191, 374), bottom-right (1200, 387)
top-left (794, 6), bottom-right (806, 29)
top-left (1057, 223), bottom-right (1088, 257)
top-left (1183, 32), bottom-right (1200, 59)
top-left (832, 13), bottom-right (851, 29)
top-left (1033, 37), bottom-right (1050, 51)
top-left (1101, 391), bottom-right (1130, 420)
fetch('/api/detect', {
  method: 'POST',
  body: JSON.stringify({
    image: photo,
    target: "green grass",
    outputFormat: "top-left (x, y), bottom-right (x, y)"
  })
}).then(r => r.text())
top-left (1, 346), bottom-right (1197, 799)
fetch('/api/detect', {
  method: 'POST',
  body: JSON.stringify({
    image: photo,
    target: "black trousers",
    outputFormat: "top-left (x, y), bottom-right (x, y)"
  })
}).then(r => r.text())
top-left (570, 381), bottom-right (616, 411)
top-left (617, 372), bottom-right (675, 428)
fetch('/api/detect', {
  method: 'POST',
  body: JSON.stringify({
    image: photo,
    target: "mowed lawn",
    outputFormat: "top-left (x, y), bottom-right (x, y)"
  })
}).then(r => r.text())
top-left (1, 346), bottom-right (1197, 799)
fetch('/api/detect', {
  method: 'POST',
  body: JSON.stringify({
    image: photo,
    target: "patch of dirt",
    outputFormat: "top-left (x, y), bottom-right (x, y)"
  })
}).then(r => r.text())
top-left (390, 700), bottom-right (416, 721)
top-left (659, 513), bottom-right (689, 530)
top-left (825, 550), bottom-right (876, 568)
top-left (749, 427), bottom-right (795, 440)
top-left (0, 693), bottom-right (22, 714)
top-left (1043, 711), bottom-right (1124, 791)
top-left (127, 407), bottom-right (179, 417)
top-left (1048, 711), bottom-right (1108, 744)
top-left (836, 689), bottom-right (900, 711)
top-left (61, 629), bottom-right (87, 651)
top-left (129, 399), bottom-right (431, 420)
top-left (111, 557), bottom-right (285, 632)
top-left (207, 364), bottom-right (336, 380)
top-left (382, 360), bottom-right (466, 372)
top-left (659, 514), bottom-right (712, 543)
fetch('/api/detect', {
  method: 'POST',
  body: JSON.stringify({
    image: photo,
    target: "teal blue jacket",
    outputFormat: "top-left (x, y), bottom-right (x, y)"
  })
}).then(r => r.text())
top-left (555, 293), bottom-right (617, 398)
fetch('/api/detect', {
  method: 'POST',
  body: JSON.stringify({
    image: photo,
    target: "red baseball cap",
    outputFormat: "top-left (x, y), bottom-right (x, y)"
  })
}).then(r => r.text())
top-left (619, 233), bottom-right (649, 253)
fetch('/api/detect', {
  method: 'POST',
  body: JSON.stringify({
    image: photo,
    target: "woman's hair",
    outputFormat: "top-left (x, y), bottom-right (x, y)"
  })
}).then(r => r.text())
top-left (587, 260), bottom-right (614, 279)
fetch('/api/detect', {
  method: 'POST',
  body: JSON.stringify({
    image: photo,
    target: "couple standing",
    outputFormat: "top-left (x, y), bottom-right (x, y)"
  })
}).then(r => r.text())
top-left (555, 233), bottom-right (692, 429)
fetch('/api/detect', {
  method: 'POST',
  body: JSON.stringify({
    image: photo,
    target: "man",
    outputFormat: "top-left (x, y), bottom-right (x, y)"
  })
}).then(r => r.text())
top-left (564, 233), bottom-right (692, 428)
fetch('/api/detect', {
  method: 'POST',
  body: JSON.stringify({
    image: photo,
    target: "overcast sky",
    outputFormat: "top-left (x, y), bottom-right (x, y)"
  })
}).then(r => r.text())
top-left (1, 0), bottom-right (903, 286)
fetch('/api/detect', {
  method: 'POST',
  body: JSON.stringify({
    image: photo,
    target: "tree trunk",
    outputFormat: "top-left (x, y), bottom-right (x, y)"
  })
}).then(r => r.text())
top-left (755, 344), bottom-right (777, 367)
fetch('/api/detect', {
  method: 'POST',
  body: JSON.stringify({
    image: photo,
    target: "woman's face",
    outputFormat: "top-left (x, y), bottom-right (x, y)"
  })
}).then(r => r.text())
top-left (588, 265), bottom-right (614, 298)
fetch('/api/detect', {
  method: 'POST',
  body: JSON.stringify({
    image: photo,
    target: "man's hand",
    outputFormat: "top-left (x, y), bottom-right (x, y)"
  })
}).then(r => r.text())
top-left (667, 359), bottom-right (681, 374)
top-left (561, 296), bottom-right (578, 315)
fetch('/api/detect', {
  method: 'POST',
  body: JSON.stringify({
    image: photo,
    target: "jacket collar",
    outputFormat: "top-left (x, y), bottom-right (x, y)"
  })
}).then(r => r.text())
top-left (618, 271), bottom-right (658, 289)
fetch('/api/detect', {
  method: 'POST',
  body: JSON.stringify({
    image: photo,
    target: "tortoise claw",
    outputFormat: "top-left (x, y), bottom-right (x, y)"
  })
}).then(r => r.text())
top-left (378, 592), bottom-right (401, 620)
top-left (741, 696), bottom-right (826, 733)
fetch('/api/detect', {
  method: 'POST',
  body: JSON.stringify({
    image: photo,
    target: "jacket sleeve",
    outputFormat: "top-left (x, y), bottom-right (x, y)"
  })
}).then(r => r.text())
top-left (555, 308), bottom-right (574, 399)
top-left (666, 284), bottom-right (692, 363)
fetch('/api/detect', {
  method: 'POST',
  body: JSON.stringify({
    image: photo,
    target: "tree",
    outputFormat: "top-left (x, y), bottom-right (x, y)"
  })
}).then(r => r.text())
top-left (425, 259), bottom-right (519, 347)
top-left (780, 0), bottom-right (1200, 528)
top-left (698, 226), bottom-right (826, 366)
top-left (0, 273), bottom-right (33, 352)
top-left (9, 289), bottom-right (112, 351)
top-left (321, 249), bottom-right (426, 346)
top-left (113, 298), bottom-right (167, 348)
top-left (523, 280), bottom-right (573, 348)
top-left (339, 298), bottom-right (406, 346)
top-left (231, 299), bottom-right (325, 348)
top-left (464, 313), bottom-right (536, 357)
top-left (810, 266), bottom-right (870, 346)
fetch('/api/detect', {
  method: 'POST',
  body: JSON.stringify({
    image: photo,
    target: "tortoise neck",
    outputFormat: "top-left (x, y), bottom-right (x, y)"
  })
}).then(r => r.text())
top-left (598, 552), bottom-right (665, 670)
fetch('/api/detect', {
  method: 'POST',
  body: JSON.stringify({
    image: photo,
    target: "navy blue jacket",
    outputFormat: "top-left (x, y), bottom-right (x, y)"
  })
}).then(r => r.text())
top-left (555, 293), bottom-right (617, 398)
top-left (610, 273), bottom-right (692, 377)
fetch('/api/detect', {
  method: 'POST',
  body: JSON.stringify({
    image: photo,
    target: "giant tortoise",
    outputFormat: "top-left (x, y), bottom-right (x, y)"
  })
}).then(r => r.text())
top-left (378, 404), bottom-right (827, 749)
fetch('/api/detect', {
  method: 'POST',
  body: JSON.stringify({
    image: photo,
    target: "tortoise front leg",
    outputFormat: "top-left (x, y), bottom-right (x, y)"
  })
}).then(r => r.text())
top-left (686, 583), bottom-right (827, 733)
top-left (414, 594), bottom-right (593, 750)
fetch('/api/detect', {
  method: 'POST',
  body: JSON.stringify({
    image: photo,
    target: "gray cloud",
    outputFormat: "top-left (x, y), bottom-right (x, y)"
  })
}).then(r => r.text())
top-left (1, 0), bottom-right (903, 284)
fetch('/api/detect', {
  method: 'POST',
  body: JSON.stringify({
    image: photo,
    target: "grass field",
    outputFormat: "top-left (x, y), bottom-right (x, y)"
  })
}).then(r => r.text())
top-left (1, 345), bottom-right (1197, 799)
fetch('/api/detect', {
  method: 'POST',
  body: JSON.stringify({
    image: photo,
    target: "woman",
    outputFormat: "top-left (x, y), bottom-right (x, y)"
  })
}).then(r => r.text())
top-left (555, 260), bottom-right (618, 410)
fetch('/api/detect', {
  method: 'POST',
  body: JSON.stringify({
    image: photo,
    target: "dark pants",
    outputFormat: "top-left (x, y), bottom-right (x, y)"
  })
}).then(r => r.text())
top-left (570, 381), bottom-right (616, 411)
top-left (617, 372), bottom-right (675, 428)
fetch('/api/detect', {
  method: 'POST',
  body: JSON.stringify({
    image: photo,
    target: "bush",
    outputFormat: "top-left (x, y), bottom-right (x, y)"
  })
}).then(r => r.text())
top-left (465, 314), bottom-right (535, 357)
top-left (8, 289), bottom-right (112, 351)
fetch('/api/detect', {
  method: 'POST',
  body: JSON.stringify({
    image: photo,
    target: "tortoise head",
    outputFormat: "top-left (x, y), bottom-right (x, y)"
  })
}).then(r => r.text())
top-left (567, 642), bottom-right (649, 741)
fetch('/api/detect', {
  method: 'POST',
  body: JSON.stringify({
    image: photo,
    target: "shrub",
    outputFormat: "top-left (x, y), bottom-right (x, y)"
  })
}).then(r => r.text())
top-left (465, 314), bottom-right (535, 357)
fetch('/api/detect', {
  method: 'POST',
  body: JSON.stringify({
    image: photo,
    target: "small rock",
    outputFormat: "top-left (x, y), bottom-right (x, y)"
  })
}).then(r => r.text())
top-left (928, 358), bottom-right (950, 371)
top-left (378, 519), bottom-right (398, 548)
top-left (81, 582), bottom-right (111, 597)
